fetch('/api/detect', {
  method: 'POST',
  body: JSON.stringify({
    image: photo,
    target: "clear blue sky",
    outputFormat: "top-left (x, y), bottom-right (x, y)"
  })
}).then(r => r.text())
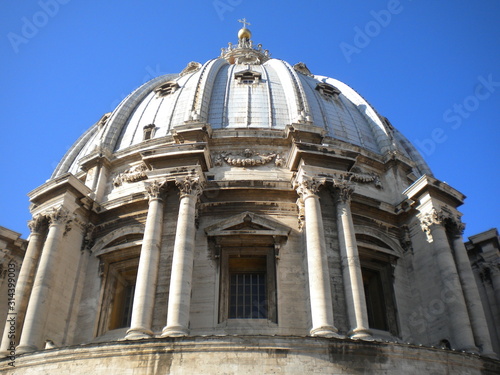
top-left (1, 0), bottom-right (499, 239)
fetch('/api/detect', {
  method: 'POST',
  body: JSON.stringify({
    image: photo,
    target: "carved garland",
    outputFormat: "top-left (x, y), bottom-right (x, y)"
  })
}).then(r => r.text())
top-left (214, 149), bottom-right (282, 167)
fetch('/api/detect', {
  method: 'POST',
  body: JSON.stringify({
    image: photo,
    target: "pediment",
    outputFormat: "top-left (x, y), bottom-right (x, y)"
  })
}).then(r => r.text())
top-left (205, 211), bottom-right (290, 238)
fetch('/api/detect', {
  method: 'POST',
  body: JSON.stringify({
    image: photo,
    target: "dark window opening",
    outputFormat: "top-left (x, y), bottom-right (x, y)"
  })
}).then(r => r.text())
top-left (363, 267), bottom-right (388, 331)
top-left (234, 70), bottom-right (262, 84)
top-left (154, 81), bottom-right (180, 97)
top-left (316, 82), bottom-right (341, 99)
top-left (228, 257), bottom-right (267, 319)
top-left (219, 246), bottom-right (277, 323)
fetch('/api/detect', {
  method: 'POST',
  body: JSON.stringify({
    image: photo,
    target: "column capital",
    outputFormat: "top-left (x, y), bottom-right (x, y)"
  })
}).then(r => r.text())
top-left (43, 206), bottom-right (70, 227)
top-left (27, 214), bottom-right (46, 234)
top-left (294, 176), bottom-right (325, 199)
top-left (332, 180), bottom-right (355, 204)
top-left (419, 208), bottom-right (463, 241)
top-left (145, 178), bottom-right (168, 202)
top-left (175, 174), bottom-right (204, 199)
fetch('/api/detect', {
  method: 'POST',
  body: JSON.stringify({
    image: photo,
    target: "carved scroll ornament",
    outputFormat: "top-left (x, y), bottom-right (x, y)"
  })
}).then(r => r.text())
top-left (113, 164), bottom-right (148, 187)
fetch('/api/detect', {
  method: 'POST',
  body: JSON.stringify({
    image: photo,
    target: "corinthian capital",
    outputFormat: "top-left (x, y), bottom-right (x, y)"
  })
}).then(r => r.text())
top-left (44, 207), bottom-right (70, 226)
top-left (294, 177), bottom-right (325, 199)
top-left (145, 178), bottom-right (168, 201)
top-left (28, 214), bottom-right (46, 234)
top-left (332, 180), bottom-right (355, 203)
top-left (176, 174), bottom-right (204, 199)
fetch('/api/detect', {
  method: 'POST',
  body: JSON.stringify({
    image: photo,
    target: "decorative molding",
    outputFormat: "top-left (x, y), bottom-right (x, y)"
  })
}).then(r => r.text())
top-left (296, 198), bottom-right (305, 231)
top-left (399, 225), bottom-right (413, 253)
top-left (180, 61), bottom-right (202, 77)
top-left (145, 178), bottom-right (168, 202)
top-left (216, 149), bottom-right (277, 167)
top-left (175, 175), bottom-right (204, 199)
top-left (113, 163), bottom-right (148, 187)
top-left (275, 154), bottom-right (285, 167)
top-left (82, 223), bottom-right (96, 251)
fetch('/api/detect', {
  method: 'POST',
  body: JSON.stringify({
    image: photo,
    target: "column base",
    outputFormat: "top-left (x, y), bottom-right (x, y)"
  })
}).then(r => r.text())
top-left (481, 351), bottom-right (498, 360)
top-left (125, 327), bottom-right (154, 340)
top-left (348, 327), bottom-right (372, 340)
top-left (161, 325), bottom-right (188, 337)
top-left (310, 326), bottom-right (343, 338)
top-left (16, 344), bottom-right (38, 354)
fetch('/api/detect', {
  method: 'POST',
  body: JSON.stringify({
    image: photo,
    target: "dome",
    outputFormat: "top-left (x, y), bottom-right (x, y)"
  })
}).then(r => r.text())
top-left (3, 24), bottom-right (499, 374)
top-left (52, 34), bottom-right (430, 179)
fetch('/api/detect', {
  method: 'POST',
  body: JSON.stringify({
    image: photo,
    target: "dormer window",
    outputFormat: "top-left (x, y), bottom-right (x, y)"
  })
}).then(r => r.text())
top-left (234, 70), bottom-right (261, 84)
top-left (154, 81), bottom-right (180, 97)
top-left (143, 124), bottom-right (156, 140)
top-left (316, 82), bottom-right (341, 99)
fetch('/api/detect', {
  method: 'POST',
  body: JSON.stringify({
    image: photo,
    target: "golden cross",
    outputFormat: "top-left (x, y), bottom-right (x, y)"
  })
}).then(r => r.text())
top-left (238, 18), bottom-right (251, 28)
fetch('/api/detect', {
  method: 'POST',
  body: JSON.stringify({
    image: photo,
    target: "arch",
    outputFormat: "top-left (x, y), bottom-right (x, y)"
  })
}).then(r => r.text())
top-left (354, 225), bottom-right (404, 256)
top-left (91, 224), bottom-right (145, 256)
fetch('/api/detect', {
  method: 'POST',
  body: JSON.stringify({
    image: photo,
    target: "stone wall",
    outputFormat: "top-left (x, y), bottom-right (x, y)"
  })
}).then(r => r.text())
top-left (1, 336), bottom-right (498, 374)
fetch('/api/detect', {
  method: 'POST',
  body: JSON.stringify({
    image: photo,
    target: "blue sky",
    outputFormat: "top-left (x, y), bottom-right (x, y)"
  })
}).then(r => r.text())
top-left (1, 0), bottom-right (499, 239)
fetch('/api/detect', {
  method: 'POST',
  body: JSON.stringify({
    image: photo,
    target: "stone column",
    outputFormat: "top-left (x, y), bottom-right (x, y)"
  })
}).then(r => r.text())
top-left (296, 177), bottom-right (339, 337)
top-left (489, 263), bottom-right (500, 316)
top-left (334, 182), bottom-right (371, 339)
top-left (420, 210), bottom-right (477, 352)
top-left (449, 220), bottom-right (496, 357)
top-left (17, 207), bottom-right (70, 354)
top-left (126, 179), bottom-right (167, 339)
top-left (162, 175), bottom-right (203, 337)
top-left (0, 216), bottom-right (46, 356)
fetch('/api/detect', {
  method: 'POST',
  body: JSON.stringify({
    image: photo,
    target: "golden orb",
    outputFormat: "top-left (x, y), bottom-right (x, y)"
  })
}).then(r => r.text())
top-left (238, 27), bottom-right (252, 40)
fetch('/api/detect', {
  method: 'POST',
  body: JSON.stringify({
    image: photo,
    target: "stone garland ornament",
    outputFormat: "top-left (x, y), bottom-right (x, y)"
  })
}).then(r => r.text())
top-left (113, 164), bottom-right (148, 187)
top-left (215, 149), bottom-right (279, 167)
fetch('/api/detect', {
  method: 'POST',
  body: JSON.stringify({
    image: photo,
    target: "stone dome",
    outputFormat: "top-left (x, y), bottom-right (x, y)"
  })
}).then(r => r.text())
top-left (52, 35), bottom-right (430, 179)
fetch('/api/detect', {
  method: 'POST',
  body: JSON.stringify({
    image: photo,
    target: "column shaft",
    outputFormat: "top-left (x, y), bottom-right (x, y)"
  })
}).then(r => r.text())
top-left (337, 199), bottom-right (371, 339)
top-left (303, 193), bottom-right (338, 337)
top-left (17, 211), bottom-right (67, 353)
top-left (162, 177), bottom-right (201, 336)
top-left (452, 234), bottom-right (495, 357)
top-left (0, 222), bottom-right (45, 355)
top-left (126, 192), bottom-right (165, 339)
top-left (429, 224), bottom-right (477, 352)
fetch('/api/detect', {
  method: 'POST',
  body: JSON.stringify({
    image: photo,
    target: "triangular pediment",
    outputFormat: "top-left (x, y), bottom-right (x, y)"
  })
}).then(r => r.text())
top-left (205, 211), bottom-right (290, 237)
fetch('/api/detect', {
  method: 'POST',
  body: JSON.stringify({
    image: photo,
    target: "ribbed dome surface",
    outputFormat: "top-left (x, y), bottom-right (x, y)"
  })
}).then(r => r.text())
top-left (52, 40), bottom-right (431, 178)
